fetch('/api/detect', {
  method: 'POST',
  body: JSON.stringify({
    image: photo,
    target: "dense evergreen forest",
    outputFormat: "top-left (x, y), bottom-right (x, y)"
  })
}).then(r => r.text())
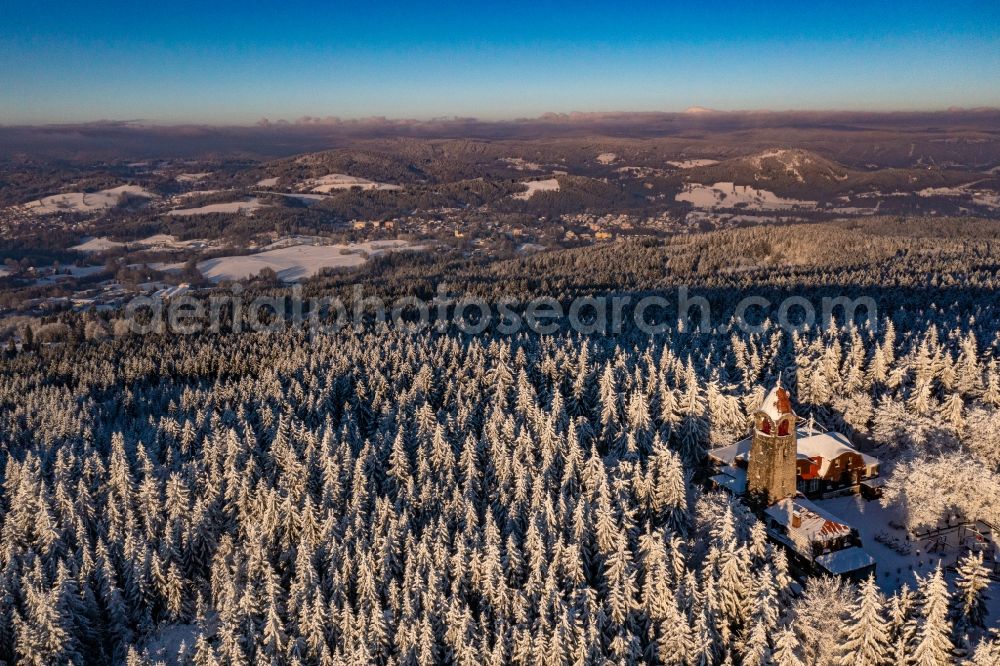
top-left (3, 220), bottom-right (1000, 664)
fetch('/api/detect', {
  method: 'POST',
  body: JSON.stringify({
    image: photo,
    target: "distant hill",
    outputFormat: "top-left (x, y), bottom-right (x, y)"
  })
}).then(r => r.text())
top-left (676, 148), bottom-right (970, 198)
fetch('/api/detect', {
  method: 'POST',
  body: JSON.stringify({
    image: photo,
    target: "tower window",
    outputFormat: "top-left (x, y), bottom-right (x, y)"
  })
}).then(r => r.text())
top-left (778, 419), bottom-right (789, 436)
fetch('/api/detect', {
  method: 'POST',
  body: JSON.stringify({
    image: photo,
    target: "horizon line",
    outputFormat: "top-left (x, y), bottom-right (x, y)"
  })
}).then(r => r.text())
top-left (3, 106), bottom-right (1000, 130)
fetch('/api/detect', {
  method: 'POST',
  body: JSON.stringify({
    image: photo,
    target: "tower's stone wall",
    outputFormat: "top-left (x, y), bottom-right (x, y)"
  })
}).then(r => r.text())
top-left (747, 429), bottom-right (797, 504)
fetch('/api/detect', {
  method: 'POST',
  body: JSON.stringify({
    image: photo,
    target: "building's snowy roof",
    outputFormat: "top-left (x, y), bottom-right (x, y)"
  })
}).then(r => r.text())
top-left (711, 465), bottom-right (747, 495)
top-left (765, 496), bottom-right (855, 543)
top-left (815, 547), bottom-right (876, 575)
top-left (707, 428), bottom-right (878, 475)
top-left (709, 438), bottom-right (752, 466)
top-left (758, 383), bottom-right (794, 421)
top-left (798, 431), bottom-right (879, 476)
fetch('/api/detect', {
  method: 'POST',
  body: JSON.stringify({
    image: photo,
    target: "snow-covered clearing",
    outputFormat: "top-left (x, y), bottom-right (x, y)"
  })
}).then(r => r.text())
top-left (918, 186), bottom-right (968, 197)
top-left (257, 191), bottom-right (330, 204)
top-left (175, 172), bottom-right (210, 182)
top-left (815, 494), bottom-right (1000, 609)
top-left (255, 176), bottom-right (280, 187)
top-left (32, 265), bottom-right (106, 285)
top-left (667, 159), bottom-right (719, 169)
top-left (18, 185), bottom-right (155, 215)
top-left (165, 199), bottom-right (268, 216)
top-left (195, 240), bottom-right (424, 283)
top-left (72, 233), bottom-right (209, 253)
top-left (676, 182), bottom-right (816, 210)
top-left (71, 237), bottom-right (125, 252)
top-left (175, 189), bottom-right (223, 199)
top-left (499, 157), bottom-right (543, 171)
top-left (918, 183), bottom-right (1000, 209)
top-left (514, 178), bottom-right (560, 200)
top-left (750, 150), bottom-right (808, 182)
top-left (974, 191), bottom-right (1000, 209)
top-left (596, 153), bottom-right (618, 165)
top-left (304, 173), bottom-right (402, 193)
top-left (616, 165), bottom-right (669, 177)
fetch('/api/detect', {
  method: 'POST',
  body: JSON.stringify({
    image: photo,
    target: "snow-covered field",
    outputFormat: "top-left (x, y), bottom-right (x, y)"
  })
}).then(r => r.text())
top-left (255, 176), bottom-right (280, 187)
top-left (918, 184), bottom-right (1000, 209)
top-left (596, 152), bottom-right (618, 165)
top-left (676, 182), bottom-right (816, 210)
top-left (71, 237), bottom-right (125, 252)
top-left (918, 186), bottom-right (968, 197)
top-left (175, 172), bottom-right (210, 182)
top-left (175, 189), bottom-right (223, 199)
top-left (499, 157), bottom-right (543, 171)
top-left (304, 173), bottom-right (402, 193)
top-left (32, 265), bottom-right (106, 285)
top-left (257, 191), bottom-right (330, 204)
top-left (165, 199), bottom-right (267, 216)
top-left (616, 165), bottom-right (669, 177)
top-left (974, 191), bottom-right (1000, 209)
top-left (667, 159), bottom-right (719, 169)
top-left (73, 234), bottom-right (209, 253)
top-left (18, 185), bottom-right (155, 215)
top-left (193, 240), bottom-right (424, 283)
top-left (514, 178), bottom-right (561, 200)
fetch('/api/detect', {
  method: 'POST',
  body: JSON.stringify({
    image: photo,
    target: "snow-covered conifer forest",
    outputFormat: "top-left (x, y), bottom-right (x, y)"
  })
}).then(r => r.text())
top-left (1, 220), bottom-right (1000, 665)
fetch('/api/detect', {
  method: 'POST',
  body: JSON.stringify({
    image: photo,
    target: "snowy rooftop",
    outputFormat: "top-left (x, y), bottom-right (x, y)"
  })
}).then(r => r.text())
top-left (766, 496), bottom-right (855, 543)
top-left (815, 547), bottom-right (876, 575)
top-left (708, 427), bottom-right (877, 475)
top-left (710, 465), bottom-right (747, 494)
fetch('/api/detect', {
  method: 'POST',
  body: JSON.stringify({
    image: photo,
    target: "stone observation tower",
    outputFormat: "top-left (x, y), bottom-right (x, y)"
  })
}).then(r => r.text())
top-left (747, 379), bottom-right (798, 505)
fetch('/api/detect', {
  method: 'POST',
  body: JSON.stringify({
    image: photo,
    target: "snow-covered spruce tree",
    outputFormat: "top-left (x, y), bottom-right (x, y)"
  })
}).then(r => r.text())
top-left (912, 564), bottom-right (956, 666)
top-left (772, 625), bottom-right (805, 666)
top-left (953, 551), bottom-right (991, 635)
top-left (838, 575), bottom-right (890, 666)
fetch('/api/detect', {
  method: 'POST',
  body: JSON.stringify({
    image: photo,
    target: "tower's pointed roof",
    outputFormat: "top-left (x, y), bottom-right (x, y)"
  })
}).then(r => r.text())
top-left (759, 378), bottom-right (794, 420)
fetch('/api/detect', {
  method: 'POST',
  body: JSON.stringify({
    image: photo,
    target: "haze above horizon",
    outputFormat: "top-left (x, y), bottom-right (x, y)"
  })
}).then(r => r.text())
top-left (2, 0), bottom-right (999, 125)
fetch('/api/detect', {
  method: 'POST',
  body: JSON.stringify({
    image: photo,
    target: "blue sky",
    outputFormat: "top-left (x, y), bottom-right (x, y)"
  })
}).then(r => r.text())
top-left (2, 1), bottom-right (999, 124)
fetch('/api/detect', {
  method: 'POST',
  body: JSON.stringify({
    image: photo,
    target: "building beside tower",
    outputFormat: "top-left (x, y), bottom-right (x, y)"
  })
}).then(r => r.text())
top-left (708, 379), bottom-right (878, 580)
top-left (709, 383), bottom-right (880, 502)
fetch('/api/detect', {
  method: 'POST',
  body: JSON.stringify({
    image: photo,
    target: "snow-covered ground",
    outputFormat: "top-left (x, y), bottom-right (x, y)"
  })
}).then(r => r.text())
top-left (514, 178), bottom-right (561, 200)
top-left (142, 623), bottom-right (200, 664)
top-left (257, 191), bottom-right (330, 204)
top-left (676, 182), bottom-right (816, 210)
top-left (175, 189), bottom-right (223, 199)
top-left (974, 191), bottom-right (1000, 209)
top-left (667, 159), bottom-right (719, 169)
top-left (71, 237), bottom-right (126, 252)
top-left (303, 173), bottom-right (402, 193)
top-left (918, 186), bottom-right (968, 197)
top-left (29, 264), bottom-right (106, 286)
top-left (18, 185), bottom-right (155, 215)
top-left (192, 240), bottom-right (424, 283)
top-left (165, 199), bottom-right (267, 216)
top-left (596, 152), bottom-right (618, 165)
top-left (72, 234), bottom-right (210, 253)
top-left (918, 183), bottom-right (1000, 209)
top-left (255, 176), bottom-right (280, 187)
top-left (175, 172), bottom-right (210, 182)
top-left (815, 495), bottom-right (999, 602)
top-left (499, 157), bottom-right (543, 171)
top-left (616, 165), bottom-right (669, 177)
